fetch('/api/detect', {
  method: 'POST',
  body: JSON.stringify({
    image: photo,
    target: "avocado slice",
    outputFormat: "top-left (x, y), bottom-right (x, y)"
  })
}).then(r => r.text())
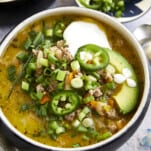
top-left (106, 49), bottom-right (139, 114)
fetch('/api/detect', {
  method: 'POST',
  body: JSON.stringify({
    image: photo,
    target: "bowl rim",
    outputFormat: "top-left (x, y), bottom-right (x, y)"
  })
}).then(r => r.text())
top-left (0, 6), bottom-right (150, 151)
top-left (0, 0), bottom-right (20, 3)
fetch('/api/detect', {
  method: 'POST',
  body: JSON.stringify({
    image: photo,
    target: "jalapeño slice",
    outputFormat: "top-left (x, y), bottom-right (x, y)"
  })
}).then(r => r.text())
top-left (76, 44), bottom-right (109, 71)
top-left (50, 90), bottom-right (79, 116)
top-left (78, 0), bottom-right (101, 10)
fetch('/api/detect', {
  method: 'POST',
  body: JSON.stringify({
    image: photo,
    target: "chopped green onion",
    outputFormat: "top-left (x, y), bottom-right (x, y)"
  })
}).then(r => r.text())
top-left (72, 143), bottom-right (81, 148)
top-left (49, 131), bottom-right (57, 140)
top-left (48, 53), bottom-right (58, 64)
top-left (43, 40), bottom-right (51, 50)
top-left (91, 72), bottom-right (100, 79)
top-left (82, 118), bottom-right (94, 128)
top-left (78, 112), bottom-right (85, 121)
top-left (82, 135), bottom-right (89, 141)
top-left (71, 78), bottom-right (83, 89)
top-left (72, 119), bottom-right (80, 128)
top-left (36, 75), bottom-right (44, 83)
top-left (56, 70), bottom-right (66, 81)
top-left (71, 60), bottom-right (80, 71)
top-left (16, 53), bottom-right (28, 62)
top-left (105, 82), bottom-right (116, 90)
top-left (48, 129), bottom-right (54, 135)
top-left (7, 65), bottom-right (16, 82)
top-left (83, 95), bottom-right (94, 103)
top-left (55, 126), bottom-right (65, 134)
top-left (45, 29), bottom-right (53, 37)
top-left (43, 68), bottom-right (51, 76)
top-left (29, 91), bottom-right (37, 101)
top-left (82, 107), bottom-right (90, 114)
top-left (39, 58), bottom-right (49, 67)
top-left (64, 123), bottom-right (71, 130)
top-left (39, 104), bottom-right (48, 116)
top-left (26, 62), bottom-right (36, 75)
top-left (84, 80), bottom-right (99, 90)
top-left (21, 81), bottom-right (29, 91)
top-left (115, 10), bottom-right (123, 17)
top-left (61, 62), bottom-right (67, 70)
top-left (8, 53), bottom-right (33, 98)
top-left (25, 74), bottom-right (33, 83)
top-left (33, 32), bottom-right (44, 48)
top-left (78, 107), bottom-right (90, 121)
top-left (97, 131), bottom-right (112, 141)
top-left (49, 121), bottom-right (59, 130)
top-left (24, 37), bottom-right (32, 50)
top-left (28, 63), bottom-right (36, 70)
top-left (57, 82), bottom-right (64, 90)
top-left (36, 91), bottom-right (43, 100)
top-left (77, 125), bottom-right (88, 132)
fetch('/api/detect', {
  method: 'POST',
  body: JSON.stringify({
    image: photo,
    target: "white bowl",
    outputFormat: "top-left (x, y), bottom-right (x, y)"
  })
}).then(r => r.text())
top-left (75, 0), bottom-right (151, 23)
top-left (0, 7), bottom-right (150, 151)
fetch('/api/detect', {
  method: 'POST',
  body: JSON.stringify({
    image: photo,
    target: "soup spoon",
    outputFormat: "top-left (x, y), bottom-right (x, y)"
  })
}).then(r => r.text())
top-left (133, 24), bottom-right (151, 63)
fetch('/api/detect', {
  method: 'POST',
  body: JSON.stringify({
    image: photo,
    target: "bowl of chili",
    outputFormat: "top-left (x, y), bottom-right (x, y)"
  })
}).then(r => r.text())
top-left (0, 6), bottom-right (150, 151)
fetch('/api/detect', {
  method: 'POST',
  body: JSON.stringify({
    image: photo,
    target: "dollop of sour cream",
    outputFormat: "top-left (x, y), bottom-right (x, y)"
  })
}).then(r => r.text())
top-left (63, 21), bottom-right (111, 56)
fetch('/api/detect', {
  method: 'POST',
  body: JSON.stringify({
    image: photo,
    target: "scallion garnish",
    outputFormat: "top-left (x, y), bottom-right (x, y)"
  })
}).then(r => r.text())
top-left (7, 65), bottom-right (16, 82)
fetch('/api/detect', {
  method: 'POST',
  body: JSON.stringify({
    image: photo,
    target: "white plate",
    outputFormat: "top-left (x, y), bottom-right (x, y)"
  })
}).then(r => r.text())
top-left (75, 0), bottom-right (151, 23)
top-left (0, 0), bottom-right (19, 3)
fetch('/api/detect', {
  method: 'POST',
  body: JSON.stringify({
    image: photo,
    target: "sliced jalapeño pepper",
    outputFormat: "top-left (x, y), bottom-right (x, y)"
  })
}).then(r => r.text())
top-left (78, 0), bottom-right (101, 10)
top-left (50, 90), bottom-right (79, 116)
top-left (75, 44), bottom-right (109, 71)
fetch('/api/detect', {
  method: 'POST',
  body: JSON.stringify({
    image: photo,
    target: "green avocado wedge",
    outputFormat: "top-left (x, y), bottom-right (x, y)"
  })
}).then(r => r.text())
top-left (106, 48), bottom-right (139, 114)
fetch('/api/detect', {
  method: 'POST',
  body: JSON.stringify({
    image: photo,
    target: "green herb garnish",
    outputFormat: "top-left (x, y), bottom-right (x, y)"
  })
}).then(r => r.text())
top-left (7, 65), bottom-right (16, 82)
top-left (8, 53), bottom-right (33, 98)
